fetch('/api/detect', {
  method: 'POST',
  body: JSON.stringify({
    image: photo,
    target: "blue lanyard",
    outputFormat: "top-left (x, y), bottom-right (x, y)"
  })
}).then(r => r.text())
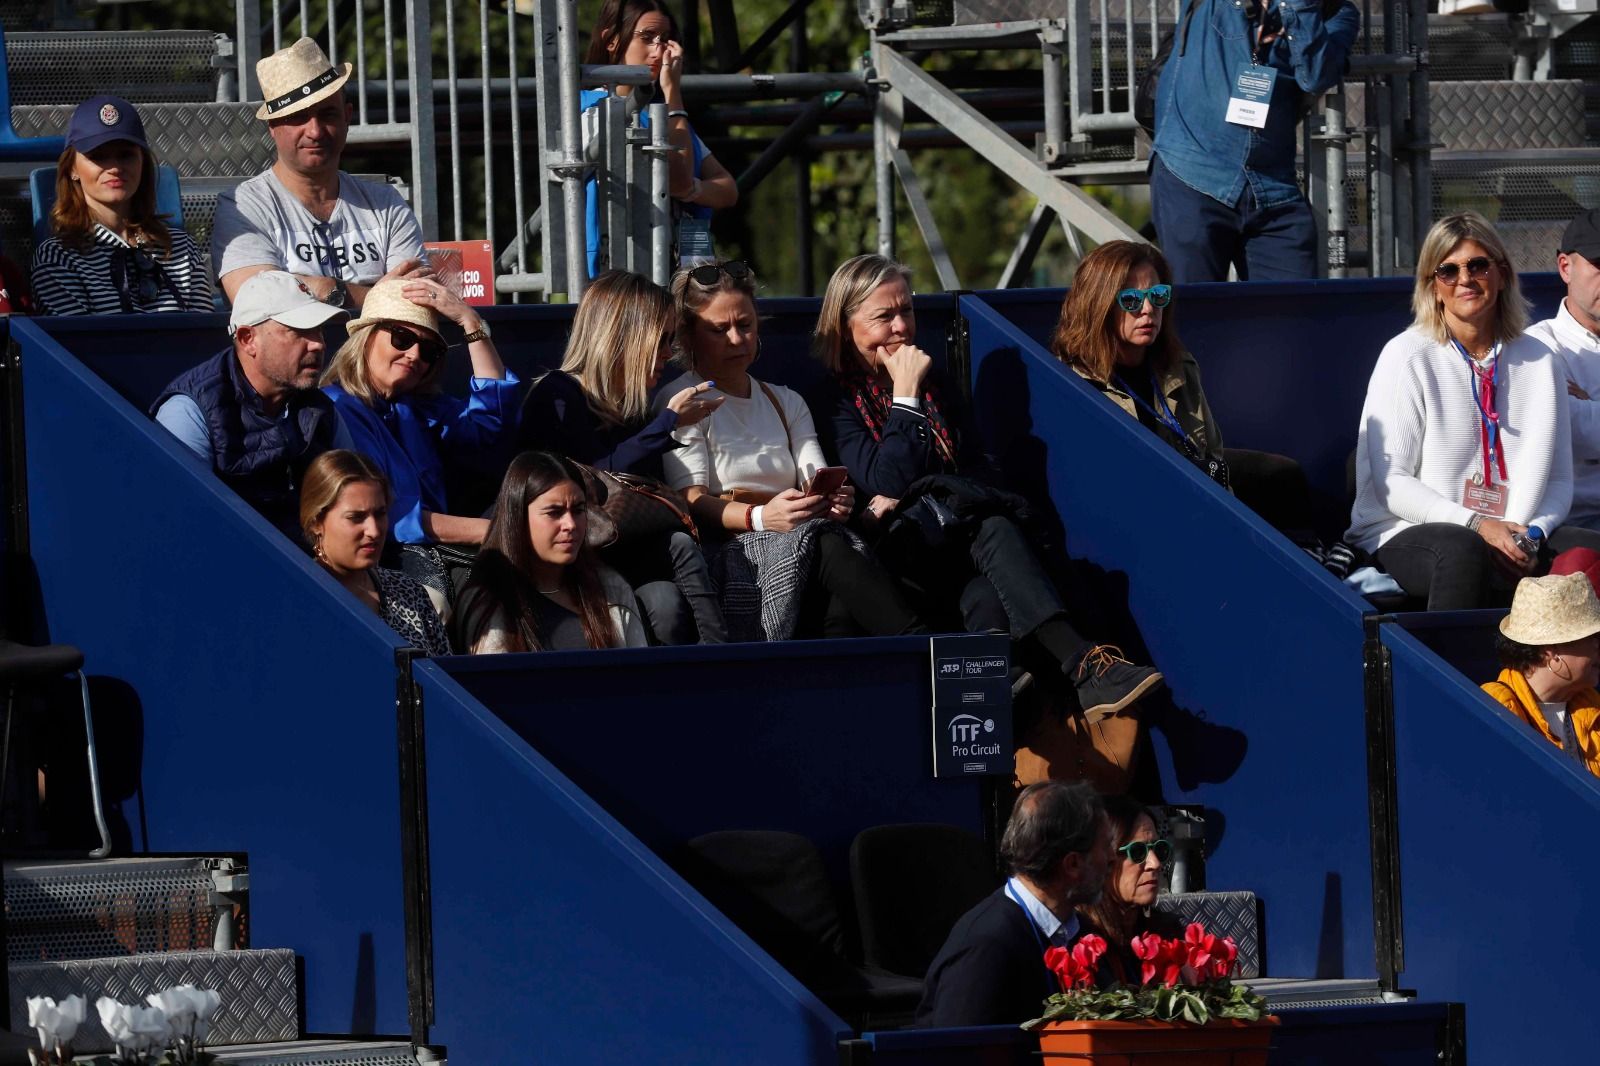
top-left (1452, 337), bottom-right (1506, 485)
top-left (1115, 373), bottom-right (1188, 441)
top-left (1006, 883), bottom-right (1062, 995)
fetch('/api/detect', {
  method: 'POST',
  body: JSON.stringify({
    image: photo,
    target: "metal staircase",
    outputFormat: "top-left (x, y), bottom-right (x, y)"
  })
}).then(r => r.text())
top-left (3, 859), bottom-right (438, 1065)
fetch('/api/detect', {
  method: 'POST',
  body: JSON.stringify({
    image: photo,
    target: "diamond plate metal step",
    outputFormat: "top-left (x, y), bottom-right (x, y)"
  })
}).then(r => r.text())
top-left (10, 103), bottom-right (275, 179)
top-left (208, 1040), bottom-right (430, 1066)
top-left (9, 947), bottom-right (297, 1053)
top-left (1155, 890), bottom-right (1262, 979)
top-left (1344, 79), bottom-right (1587, 152)
top-left (4, 31), bottom-right (223, 106)
top-left (5, 858), bottom-right (241, 964)
top-left (1243, 977), bottom-right (1395, 1010)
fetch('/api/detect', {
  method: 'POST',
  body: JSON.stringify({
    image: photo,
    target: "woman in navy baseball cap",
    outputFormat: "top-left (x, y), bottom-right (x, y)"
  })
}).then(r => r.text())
top-left (30, 94), bottom-right (213, 315)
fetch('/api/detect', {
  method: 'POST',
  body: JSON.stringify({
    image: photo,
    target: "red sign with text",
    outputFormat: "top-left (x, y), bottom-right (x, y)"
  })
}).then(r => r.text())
top-left (424, 241), bottom-right (495, 306)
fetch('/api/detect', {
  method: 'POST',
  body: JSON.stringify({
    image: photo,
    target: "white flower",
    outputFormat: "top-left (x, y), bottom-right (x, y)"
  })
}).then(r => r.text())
top-left (146, 984), bottom-right (221, 1044)
top-left (26, 994), bottom-right (85, 1052)
top-left (95, 997), bottom-right (170, 1056)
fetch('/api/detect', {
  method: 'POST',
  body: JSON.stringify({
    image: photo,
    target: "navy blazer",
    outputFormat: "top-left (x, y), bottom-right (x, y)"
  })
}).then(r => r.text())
top-left (915, 887), bottom-right (1059, 1028)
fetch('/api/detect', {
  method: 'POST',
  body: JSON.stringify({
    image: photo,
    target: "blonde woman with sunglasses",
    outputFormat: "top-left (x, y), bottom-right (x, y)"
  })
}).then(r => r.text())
top-left (321, 276), bottom-right (515, 602)
top-left (1348, 211), bottom-right (1600, 610)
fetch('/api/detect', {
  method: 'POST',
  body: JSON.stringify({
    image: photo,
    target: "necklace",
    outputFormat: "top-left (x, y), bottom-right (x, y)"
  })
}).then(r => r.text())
top-left (538, 583), bottom-right (565, 595)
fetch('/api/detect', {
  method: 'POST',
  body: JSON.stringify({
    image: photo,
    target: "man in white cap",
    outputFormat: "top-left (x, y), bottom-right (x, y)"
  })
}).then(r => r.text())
top-left (151, 270), bottom-right (355, 538)
top-left (211, 37), bottom-right (428, 311)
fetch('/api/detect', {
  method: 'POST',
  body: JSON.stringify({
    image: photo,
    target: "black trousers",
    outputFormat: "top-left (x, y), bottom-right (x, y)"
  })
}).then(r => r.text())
top-left (607, 530), bottom-right (728, 644)
top-left (799, 533), bottom-right (929, 639)
top-left (1376, 522), bottom-right (1600, 611)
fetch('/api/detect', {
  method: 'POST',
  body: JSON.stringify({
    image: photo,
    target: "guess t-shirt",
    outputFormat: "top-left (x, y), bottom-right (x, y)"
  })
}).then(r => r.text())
top-left (211, 168), bottom-right (425, 284)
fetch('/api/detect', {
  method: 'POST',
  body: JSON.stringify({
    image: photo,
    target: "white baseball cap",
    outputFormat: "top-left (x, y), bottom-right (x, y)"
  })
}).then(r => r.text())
top-left (228, 271), bottom-right (348, 334)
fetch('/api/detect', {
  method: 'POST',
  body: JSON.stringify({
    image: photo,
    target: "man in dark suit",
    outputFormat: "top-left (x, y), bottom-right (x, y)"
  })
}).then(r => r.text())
top-left (915, 780), bottom-right (1111, 1028)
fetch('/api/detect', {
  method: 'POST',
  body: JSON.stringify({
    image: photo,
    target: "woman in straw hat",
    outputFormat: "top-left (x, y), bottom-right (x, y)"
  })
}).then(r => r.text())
top-left (321, 275), bottom-right (515, 605)
top-left (1482, 572), bottom-right (1600, 778)
top-left (33, 94), bottom-right (212, 315)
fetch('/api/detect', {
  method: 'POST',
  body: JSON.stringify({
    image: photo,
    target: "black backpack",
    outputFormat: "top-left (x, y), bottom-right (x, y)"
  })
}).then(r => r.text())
top-left (1134, 0), bottom-right (1201, 138)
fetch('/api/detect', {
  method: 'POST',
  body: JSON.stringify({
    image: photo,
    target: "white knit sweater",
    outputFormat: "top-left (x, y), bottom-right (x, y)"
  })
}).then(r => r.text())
top-left (1346, 327), bottom-right (1572, 553)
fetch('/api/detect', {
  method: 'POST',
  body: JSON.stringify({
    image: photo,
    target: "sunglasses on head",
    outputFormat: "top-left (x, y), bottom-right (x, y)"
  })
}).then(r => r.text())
top-left (1433, 256), bottom-right (1494, 284)
top-left (1116, 285), bottom-right (1173, 314)
top-left (379, 323), bottom-right (447, 366)
top-left (688, 261), bottom-right (753, 287)
top-left (1117, 838), bottom-right (1172, 864)
top-left (111, 246), bottom-right (167, 305)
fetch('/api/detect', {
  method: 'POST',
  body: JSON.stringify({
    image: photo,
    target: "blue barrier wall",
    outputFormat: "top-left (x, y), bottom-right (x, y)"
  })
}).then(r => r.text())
top-left (974, 275), bottom-right (1565, 530)
top-left (437, 639), bottom-right (985, 889)
top-left (11, 318), bottom-right (411, 1034)
top-left (415, 659), bottom-right (853, 1066)
top-left (962, 294), bottom-right (1377, 979)
top-left (1381, 623), bottom-right (1600, 1059)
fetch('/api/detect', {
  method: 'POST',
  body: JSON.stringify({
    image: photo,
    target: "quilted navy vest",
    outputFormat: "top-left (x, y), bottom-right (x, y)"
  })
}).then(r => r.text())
top-left (152, 347), bottom-right (338, 536)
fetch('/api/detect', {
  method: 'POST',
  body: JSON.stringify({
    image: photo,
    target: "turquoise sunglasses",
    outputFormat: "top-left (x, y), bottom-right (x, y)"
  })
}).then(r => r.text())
top-left (1115, 284), bottom-right (1173, 314)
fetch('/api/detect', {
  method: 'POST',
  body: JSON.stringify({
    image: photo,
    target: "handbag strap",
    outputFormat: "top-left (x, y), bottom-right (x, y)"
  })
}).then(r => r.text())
top-left (756, 379), bottom-right (792, 450)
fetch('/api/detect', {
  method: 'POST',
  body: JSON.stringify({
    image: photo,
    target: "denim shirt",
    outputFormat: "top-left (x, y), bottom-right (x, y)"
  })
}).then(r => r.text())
top-left (1153, 0), bottom-right (1359, 208)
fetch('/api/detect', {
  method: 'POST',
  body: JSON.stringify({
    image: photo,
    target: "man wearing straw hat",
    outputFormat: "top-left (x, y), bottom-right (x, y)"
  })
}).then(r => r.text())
top-left (212, 37), bottom-right (429, 312)
top-left (1482, 572), bottom-right (1600, 779)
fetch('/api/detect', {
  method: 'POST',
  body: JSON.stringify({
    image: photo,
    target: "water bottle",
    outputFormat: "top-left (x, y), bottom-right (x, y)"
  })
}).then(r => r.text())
top-left (1512, 524), bottom-right (1544, 558)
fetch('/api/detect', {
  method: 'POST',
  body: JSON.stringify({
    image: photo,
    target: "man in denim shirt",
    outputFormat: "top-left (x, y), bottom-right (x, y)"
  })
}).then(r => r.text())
top-left (1151, 0), bottom-right (1359, 282)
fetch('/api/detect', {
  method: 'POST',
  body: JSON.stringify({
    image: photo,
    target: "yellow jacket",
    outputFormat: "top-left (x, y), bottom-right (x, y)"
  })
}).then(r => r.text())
top-left (1481, 668), bottom-right (1600, 779)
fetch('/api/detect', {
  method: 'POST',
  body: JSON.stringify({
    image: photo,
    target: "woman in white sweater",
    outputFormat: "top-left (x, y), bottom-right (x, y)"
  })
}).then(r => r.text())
top-left (1348, 212), bottom-right (1600, 609)
top-left (661, 261), bottom-right (927, 642)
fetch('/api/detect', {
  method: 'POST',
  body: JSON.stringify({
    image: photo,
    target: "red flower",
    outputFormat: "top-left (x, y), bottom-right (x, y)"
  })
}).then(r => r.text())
top-left (1180, 923), bottom-right (1239, 981)
top-left (1044, 934), bottom-right (1108, 991)
top-left (1131, 932), bottom-right (1187, 987)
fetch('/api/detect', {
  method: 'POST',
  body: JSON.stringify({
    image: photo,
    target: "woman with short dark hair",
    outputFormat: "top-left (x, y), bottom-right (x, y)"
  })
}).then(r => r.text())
top-left (32, 95), bottom-right (211, 315)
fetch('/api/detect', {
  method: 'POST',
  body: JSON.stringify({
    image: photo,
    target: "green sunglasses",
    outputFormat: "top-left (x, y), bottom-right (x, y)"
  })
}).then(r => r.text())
top-left (1118, 838), bottom-right (1172, 864)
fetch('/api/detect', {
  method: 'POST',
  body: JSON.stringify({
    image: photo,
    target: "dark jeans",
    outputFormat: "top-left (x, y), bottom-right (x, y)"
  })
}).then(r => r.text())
top-left (1376, 522), bottom-right (1600, 610)
top-left (1150, 155), bottom-right (1318, 283)
top-left (800, 533), bottom-right (929, 639)
top-left (885, 514), bottom-right (1091, 658)
top-left (608, 531), bottom-right (727, 645)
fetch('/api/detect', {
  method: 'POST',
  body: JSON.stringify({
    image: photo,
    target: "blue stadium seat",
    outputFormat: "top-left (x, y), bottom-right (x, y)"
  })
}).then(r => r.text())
top-left (0, 24), bottom-right (65, 162)
top-left (28, 165), bottom-right (184, 245)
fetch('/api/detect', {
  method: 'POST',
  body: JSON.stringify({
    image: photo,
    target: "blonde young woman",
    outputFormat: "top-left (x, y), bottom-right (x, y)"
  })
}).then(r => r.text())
top-left (519, 269), bottom-right (726, 643)
top-left (299, 449), bottom-right (450, 655)
top-left (1348, 211), bottom-right (1600, 609)
top-left (32, 95), bottom-right (212, 315)
top-left (661, 260), bottom-right (928, 643)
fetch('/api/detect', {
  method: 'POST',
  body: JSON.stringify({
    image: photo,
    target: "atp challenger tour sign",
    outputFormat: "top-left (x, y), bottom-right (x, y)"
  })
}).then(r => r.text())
top-left (930, 634), bottom-right (1012, 778)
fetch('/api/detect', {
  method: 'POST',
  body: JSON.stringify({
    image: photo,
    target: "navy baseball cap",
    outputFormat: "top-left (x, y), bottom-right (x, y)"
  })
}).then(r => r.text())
top-left (66, 95), bottom-right (148, 154)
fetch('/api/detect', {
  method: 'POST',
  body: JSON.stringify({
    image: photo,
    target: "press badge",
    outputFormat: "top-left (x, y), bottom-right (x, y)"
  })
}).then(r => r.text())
top-left (1224, 65), bottom-right (1275, 128)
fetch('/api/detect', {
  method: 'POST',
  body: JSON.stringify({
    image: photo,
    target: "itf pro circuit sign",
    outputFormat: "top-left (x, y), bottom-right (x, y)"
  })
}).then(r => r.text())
top-left (930, 634), bottom-right (1012, 778)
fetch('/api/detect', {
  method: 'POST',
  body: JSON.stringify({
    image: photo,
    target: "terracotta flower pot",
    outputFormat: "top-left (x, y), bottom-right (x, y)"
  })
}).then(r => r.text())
top-left (1037, 1017), bottom-right (1279, 1065)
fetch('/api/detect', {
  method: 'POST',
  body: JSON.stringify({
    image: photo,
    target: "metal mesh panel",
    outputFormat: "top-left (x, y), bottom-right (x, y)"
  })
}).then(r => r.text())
top-left (0, 3), bottom-right (50, 33)
top-left (4, 32), bottom-right (222, 106)
top-left (4, 859), bottom-right (226, 963)
top-left (1354, 15), bottom-right (1515, 81)
top-left (1345, 80), bottom-right (1586, 151)
top-left (10, 104), bottom-right (276, 179)
top-left (9, 948), bottom-right (297, 1053)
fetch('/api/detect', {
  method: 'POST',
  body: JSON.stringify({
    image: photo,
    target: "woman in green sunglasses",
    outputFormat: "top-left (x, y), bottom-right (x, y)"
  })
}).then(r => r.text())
top-left (1076, 795), bottom-right (1184, 987)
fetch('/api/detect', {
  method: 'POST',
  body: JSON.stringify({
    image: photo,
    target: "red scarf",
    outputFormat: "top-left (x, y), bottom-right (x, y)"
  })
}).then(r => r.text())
top-left (846, 373), bottom-right (959, 470)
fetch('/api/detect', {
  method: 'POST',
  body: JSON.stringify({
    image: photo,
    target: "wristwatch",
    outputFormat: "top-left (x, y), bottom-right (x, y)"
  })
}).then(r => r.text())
top-left (463, 319), bottom-right (492, 344)
top-left (325, 278), bottom-right (351, 308)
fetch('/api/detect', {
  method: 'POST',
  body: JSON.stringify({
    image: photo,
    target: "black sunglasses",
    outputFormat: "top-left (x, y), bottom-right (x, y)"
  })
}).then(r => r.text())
top-left (1117, 838), bottom-right (1172, 864)
top-left (1433, 256), bottom-right (1494, 284)
top-left (379, 323), bottom-right (447, 365)
top-left (688, 261), bottom-right (752, 287)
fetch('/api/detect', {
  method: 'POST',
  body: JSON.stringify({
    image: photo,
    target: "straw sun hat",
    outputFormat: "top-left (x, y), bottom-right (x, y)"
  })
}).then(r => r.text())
top-left (1500, 573), bottom-right (1600, 646)
top-left (346, 278), bottom-right (441, 336)
top-left (255, 37), bottom-right (353, 121)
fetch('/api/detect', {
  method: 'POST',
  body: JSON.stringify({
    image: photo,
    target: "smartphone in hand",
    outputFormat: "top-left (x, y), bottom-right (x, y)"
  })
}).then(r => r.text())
top-left (804, 466), bottom-right (849, 498)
